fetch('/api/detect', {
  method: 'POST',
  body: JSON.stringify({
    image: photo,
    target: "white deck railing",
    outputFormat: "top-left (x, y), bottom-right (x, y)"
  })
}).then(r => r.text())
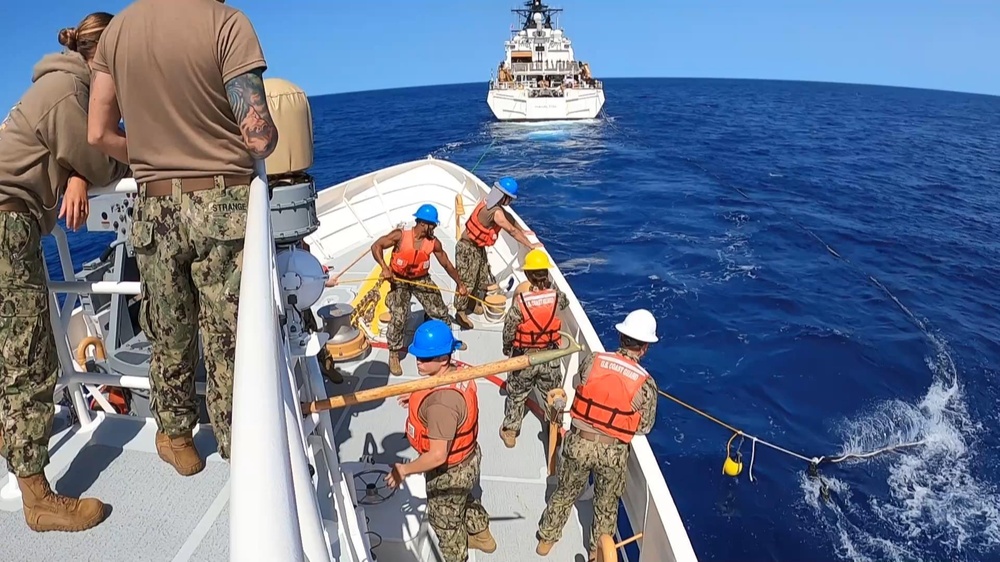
top-left (39, 163), bottom-right (344, 561)
top-left (228, 161), bottom-right (309, 560)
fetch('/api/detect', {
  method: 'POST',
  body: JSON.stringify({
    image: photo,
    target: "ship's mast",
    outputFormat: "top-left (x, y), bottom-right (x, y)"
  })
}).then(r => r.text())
top-left (512, 0), bottom-right (562, 31)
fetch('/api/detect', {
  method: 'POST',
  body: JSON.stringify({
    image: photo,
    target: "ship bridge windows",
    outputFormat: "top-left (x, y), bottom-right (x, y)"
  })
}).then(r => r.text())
top-left (511, 50), bottom-right (533, 63)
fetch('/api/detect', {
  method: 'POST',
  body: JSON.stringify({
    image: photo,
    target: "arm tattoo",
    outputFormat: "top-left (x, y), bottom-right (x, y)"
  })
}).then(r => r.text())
top-left (225, 69), bottom-right (279, 159)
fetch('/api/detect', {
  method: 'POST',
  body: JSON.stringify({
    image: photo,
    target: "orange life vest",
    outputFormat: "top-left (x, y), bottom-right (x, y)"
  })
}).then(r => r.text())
top-left (391, 229), bottom-right (435, 278)
top-left (513, 288), bottom-right (562, 349)
top-left (406, 379), bottom-right (479, 466)
top-left (570, 352), bottom-right (649, 443)
top-left (464, 201), bottom-right (502, 248)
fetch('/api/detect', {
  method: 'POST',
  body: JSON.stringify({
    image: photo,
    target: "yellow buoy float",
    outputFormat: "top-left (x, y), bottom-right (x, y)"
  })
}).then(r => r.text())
top-left (723, 433), bottom-right (744, 477)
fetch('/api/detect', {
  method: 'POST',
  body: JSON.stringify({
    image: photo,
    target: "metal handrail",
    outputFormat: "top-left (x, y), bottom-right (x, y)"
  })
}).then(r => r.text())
top-left (229, 160), bottom-right (307, 560)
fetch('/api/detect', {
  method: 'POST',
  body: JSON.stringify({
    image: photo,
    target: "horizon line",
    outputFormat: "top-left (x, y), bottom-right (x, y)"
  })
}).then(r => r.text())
top-left (303, 76), bottom-right (1000, 100)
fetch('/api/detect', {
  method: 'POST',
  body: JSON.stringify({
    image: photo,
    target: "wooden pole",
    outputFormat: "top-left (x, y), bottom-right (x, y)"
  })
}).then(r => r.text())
top-left (595, 532), bottom-right (644, 562)
top-left (455, 194), bottom-right (465, 240)
top-left (302, 340), bottom-right (582, 415)
top-left (615, 533), bottom-right (643, 549)
top-left (328, 247), bottom-right (372, 286)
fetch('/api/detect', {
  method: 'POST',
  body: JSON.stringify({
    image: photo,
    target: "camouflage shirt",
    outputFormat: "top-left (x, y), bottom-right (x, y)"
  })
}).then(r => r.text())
top-left (570, 347), bottom-right (659, 436)
top-left (501, 284), bottom-right (570, 356)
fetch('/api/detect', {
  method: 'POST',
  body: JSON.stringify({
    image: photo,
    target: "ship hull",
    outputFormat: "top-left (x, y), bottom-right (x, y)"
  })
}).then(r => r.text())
top-left (487, 87), bottom-right (605, 121)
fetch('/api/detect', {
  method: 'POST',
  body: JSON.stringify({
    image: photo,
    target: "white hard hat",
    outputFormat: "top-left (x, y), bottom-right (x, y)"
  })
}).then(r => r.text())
top-left (615, 309), bottom-right (658, 343)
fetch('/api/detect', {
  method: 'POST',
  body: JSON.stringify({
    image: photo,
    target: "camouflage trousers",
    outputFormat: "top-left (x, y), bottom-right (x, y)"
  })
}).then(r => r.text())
top-left (537, 430), bottom-right (629, 551)
top-left (426, 444), bottom-right (491, 562)
top-left (386, 275), bottom-right (450, 352)
top-left (453, 239), bottom-right (493, 314)
top-left (0, 212), bottom-right (59, 478)
top-left (131, 178), bottom-right (250, 459)
top-left (501, 350), bottom-right (562, 433)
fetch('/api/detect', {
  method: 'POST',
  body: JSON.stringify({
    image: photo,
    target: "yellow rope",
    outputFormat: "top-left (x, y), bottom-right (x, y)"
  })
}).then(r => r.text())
top-left (656, 388), bottom-right (926, 468)
top-left (335, 276), bottom-right (505, 311)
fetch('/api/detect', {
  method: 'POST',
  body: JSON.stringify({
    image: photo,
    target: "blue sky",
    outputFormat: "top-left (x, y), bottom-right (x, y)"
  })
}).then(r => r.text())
top-left (3, 0), bottom-right (999, 110)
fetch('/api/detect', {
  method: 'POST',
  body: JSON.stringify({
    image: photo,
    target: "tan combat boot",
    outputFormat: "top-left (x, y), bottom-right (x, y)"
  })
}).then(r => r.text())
top-left (455, 312), bottom-right (474, 330)
top-left (388, 353), bottom-right (402, 376)
top-left (17, 473), bottom-right (106, 532)
top-left (468, 528), bottom-right (497, 553)
top-left (155, 431), bottom-right (205, 476)
top-left (536, 538), bottom-right (556, 556)
top-left (499, 428), bottom-right (517, 448)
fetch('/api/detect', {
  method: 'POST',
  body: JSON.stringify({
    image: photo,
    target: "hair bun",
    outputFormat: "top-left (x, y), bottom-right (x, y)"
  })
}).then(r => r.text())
top-left (58, 27), bottom-right (79, 51)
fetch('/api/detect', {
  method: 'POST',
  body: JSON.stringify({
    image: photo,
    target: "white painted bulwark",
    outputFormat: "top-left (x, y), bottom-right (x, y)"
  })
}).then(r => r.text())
top-left (487, 86), bottom-right (605, 121)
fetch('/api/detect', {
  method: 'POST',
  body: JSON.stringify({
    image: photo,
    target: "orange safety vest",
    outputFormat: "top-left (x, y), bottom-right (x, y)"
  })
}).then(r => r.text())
top-left (406, 379), bottom-right (479, 466)
top-left (464, 201), bottom-right (502, 248)
top-left (391, 229), bottom-right (435, 278)
top-left (570, 352), bottom-right (649, 443)
top-left (513, 289), bottom-right (562, 349)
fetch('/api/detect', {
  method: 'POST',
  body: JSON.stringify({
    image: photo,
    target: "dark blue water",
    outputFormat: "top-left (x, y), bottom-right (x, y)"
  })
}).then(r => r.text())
top-left (47, 78), bottom-right (1000, 561)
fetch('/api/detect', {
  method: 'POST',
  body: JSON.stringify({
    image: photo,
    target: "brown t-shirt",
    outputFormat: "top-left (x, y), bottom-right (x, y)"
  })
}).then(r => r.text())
top-left (92, 0), bottom-right (267, 184)
top-left (418, 388), bottom-right (467, 441)
top-left (0, 52), bottom-right (129, 234)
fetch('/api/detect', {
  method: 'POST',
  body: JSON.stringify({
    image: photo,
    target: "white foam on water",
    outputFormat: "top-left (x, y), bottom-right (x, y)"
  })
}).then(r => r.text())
top-left (525, 129), bottom-right (570, 141)
top-left (802, 331), bottom-right (1000, 560)
top-left (712, 211), bottom-right (760, 282)
top-left (558, 256), bottom-right (608, 277)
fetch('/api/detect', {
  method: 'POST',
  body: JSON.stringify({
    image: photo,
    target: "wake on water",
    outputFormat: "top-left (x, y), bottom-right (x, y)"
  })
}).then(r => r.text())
top-left (802, 330), bottom-right (1000, 561)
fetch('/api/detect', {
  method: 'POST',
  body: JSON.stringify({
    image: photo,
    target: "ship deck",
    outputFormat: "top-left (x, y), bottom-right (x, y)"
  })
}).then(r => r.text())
top-left (315, 234), bottom-right (594, 562)
top-left (0, 232), bottom-right (592, 562)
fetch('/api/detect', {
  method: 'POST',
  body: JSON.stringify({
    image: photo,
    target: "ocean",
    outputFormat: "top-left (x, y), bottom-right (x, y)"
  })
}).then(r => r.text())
top-left (46, 78), bottom-right (1000, 561)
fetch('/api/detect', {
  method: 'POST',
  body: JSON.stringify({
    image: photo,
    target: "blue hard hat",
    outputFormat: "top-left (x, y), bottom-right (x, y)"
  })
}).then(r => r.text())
top-left (408, 319), bottom-right (462, 358)
top-left (413, 204), bottom-right (439, 225)
top-left (494, 177), bottom-right (518, 199)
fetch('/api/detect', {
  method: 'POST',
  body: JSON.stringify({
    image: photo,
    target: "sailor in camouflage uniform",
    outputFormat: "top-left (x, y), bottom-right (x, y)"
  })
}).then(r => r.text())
top-left (89, 0), bottom-right (279, 473)
top-left (499, 249), bottom-right (569, 447)
top-left (371, 204), bottom-right (467, 376)
top-left (453, 176), bottom-right (541, 329)
top-left (0, 11), bottom-right (129, 533)
top-left (535, 309), bottom-right (661, 558)
top-left (385, 320), bottom-right (496, 562)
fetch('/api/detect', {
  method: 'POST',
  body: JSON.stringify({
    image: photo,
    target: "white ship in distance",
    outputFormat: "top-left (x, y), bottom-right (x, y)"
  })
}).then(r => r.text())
top-left (487, 0), bottom-right (606, 121)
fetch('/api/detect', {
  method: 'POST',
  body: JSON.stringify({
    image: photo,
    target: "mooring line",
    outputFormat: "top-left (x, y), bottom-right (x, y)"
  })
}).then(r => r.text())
top-left (657, 387), bottom-right (927, 480)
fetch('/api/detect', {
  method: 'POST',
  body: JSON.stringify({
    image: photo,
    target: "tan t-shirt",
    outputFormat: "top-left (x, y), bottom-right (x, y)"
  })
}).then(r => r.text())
top-left (92, 0), bottom-right (267, 184)
top-left (418, 388), bottom-right (467, 441)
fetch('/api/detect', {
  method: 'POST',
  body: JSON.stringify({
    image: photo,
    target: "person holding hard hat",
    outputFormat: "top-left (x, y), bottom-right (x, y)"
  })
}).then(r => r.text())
top-left (535, 309), bottom-right (661, 558)
top-left (372, 204), bottom-right (468, 376)
top-left (454, 176), bottom-right (542, 330)
top-left (384, 319), bottom-right (497, 560)
top-left (498, 249), bottom-right (569, 448)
